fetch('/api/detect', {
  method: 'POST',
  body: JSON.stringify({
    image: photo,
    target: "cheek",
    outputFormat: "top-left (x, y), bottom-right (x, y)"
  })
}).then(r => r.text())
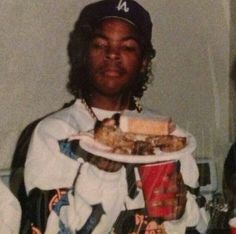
top-left (121, 61), bottom-right (142, 87)
top-left (87, 52), bottom-right (104, 69)
top-left (88, 57), bottom-right (98, 69)
top-left (124, 56), bottom-right (144, 73)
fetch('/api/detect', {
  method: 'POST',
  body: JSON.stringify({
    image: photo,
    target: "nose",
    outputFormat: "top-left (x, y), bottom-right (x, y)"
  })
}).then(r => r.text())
top-left (105, 45), bottom-right (120, 60)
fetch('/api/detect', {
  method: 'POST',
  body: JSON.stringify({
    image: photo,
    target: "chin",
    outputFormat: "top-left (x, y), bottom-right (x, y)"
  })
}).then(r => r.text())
top-left (99, 86), bottom-right (127, 96)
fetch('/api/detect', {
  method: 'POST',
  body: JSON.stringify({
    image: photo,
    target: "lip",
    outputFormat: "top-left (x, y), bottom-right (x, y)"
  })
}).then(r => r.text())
top-left (99, 62), bottom-right (125, 75)
top-left (102, 67), bottom-right (124, 77)
top-left (104, 69), bottom-right (120, 77)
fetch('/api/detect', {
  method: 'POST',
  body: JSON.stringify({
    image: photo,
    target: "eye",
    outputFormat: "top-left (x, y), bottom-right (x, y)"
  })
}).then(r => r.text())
top-left (121, 45), bottom-right (136, 52)
top-left (91, 38), bottom-right (107, 50)
top-left (121, 40), bottom-right (140, 52)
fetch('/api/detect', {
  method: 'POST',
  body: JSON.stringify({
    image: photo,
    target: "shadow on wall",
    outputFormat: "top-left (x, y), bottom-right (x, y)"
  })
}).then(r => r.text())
top-left (231, 58), bottom-right (236, 90)
top-left (223, 57), bottom-right (236, 215)
top-left (230, 57), bottom-right (236, 142)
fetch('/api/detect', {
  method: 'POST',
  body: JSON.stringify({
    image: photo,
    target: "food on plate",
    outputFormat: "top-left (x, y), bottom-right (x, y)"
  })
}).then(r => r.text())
top-left (94, 114), bottom-right (187, 155)
top-left (119, 115), bottom-right (175, 135)
top-left (146, 135), bottom-right (187, 152)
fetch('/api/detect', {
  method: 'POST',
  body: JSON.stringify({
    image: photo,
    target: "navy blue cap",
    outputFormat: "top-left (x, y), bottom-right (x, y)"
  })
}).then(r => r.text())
top-left (78, 0), bottom-right (153, 45)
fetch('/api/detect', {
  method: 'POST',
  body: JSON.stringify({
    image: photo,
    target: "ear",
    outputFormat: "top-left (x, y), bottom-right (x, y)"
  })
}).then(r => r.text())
top-left (140, 58), bottom-right (149, 73)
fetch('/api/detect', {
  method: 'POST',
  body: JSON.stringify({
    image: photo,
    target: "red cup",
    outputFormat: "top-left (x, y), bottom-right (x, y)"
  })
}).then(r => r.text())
top-left (229, 217), bottom-right (236, 234)
top-left (138, 160), bottom-right (179, 219)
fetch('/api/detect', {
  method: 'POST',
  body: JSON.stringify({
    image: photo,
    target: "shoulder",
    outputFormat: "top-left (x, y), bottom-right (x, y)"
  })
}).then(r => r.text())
top-left (37, 104), bottom-right (75, 132)
top-left (126, 107), bottom-right (168, 119)
top-left (225, 142), bottom-right (236, 165)
top-left (228, 142), bottom-right (236, 156)
top-left (33, 99), bottom-right (93, 139)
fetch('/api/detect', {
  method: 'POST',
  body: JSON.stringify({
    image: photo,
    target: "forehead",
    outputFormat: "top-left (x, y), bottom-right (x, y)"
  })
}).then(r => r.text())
top-left (94, 18), bottom-right (139, 39)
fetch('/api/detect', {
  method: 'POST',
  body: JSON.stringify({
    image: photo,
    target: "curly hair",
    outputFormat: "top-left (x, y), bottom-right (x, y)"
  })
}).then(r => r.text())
top-left (67, 17), bottom-right (156, 109)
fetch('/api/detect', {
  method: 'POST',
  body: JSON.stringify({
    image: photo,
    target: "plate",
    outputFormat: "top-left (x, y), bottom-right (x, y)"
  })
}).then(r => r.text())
top-left (79, 130), bottom-right (197, 164)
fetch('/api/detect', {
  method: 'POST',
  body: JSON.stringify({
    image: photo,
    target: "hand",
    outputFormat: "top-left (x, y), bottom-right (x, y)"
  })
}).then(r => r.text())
top-left (88, 153), bottom-right (123, 172)
top-left (153, 171), bottom-right (187, 221)
top-left (138, 170), bottom-right (187, 221)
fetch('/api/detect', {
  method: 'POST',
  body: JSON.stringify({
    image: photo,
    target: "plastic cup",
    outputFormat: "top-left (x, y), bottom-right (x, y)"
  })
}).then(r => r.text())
top-left (229, 217), bottom-right (236, 234)
top-left (138, 160), bottom-right (179, 218)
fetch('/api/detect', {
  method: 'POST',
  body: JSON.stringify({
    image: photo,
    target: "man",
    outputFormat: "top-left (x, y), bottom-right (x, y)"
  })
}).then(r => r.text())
top-left (0, 179), bottom-right (21, 233)
top-left (21, 0), bottom-right (207, 233)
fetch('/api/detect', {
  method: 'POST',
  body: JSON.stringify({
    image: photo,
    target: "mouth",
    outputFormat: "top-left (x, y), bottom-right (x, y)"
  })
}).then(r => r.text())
top-left (99, 64), bottom-right (125, 77)
top-left (104, 69), bottom-right (121, 77)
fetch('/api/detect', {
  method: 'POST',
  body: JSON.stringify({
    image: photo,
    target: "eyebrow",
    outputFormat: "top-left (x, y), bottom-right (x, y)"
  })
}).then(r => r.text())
top-left (92, 33), bottom-right (139, 43)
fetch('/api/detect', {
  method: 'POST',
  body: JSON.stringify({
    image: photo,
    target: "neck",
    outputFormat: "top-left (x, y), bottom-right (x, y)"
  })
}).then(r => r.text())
top-left (85, 93), bottom-right (130, 111)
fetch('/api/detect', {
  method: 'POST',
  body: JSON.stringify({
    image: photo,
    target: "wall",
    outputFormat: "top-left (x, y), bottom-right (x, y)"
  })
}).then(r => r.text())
top-left (230, 0), bottom-right (236, 141)
top-left (0, 0), bottom-right (230, 190)
top-left (143, 0), bottom-right (230, 190)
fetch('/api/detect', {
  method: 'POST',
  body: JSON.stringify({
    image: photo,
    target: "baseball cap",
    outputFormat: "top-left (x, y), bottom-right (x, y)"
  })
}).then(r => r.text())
top-left (78, 0), bottom-right (153, 45)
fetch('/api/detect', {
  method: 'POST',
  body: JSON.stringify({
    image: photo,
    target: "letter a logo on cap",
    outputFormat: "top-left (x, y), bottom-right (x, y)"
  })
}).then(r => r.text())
top-left (117, 0), bottom-right (129, 12)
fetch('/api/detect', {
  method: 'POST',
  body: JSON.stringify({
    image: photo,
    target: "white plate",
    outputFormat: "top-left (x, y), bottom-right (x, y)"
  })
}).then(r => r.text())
top-left (79, 131), bottom-right (196, 164)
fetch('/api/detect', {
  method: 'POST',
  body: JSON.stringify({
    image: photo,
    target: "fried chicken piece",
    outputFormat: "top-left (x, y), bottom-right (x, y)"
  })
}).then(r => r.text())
top-left (146, 135), bottom-right (187, 152)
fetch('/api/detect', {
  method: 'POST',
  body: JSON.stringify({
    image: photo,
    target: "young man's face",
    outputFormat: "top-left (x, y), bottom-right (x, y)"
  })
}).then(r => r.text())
top-left (87, 18), bottom-right (147, 98)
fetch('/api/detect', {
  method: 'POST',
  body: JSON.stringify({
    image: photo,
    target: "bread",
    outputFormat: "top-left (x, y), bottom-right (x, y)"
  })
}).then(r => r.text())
top-left (119, 115), bottom-right (174, 136)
